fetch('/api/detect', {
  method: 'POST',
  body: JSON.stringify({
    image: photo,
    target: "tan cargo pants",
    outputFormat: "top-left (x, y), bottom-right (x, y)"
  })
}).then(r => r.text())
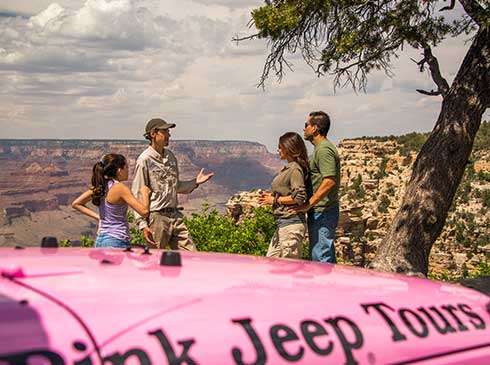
top-left (149, 211), bottom-right (196, 251)
top-left (266, 222), bottom-right (306, 259)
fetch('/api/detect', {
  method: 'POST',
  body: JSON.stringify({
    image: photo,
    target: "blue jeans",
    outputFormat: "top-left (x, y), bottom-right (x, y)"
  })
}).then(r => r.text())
top-left (95, 234), bottom-right (129, 248)
top-left (307, 204), bottom-right (339, 263)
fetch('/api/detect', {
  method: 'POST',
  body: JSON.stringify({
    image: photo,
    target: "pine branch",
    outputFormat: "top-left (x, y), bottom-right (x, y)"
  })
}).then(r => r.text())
top-left (416, 89), bottom-right (442, 96)
top-left (424, 47), bottom-right (450, 97)
top-left (440, 0), bottom-right (456, 12)
top-left (459, 0), bottom-right (487, 27)
top-left (414, 47), bottom-right (450, 98)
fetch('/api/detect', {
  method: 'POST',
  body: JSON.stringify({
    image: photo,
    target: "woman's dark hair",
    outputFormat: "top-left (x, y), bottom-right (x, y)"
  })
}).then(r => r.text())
top-left (91, 153), bottom-right (127, 206)
top-left (279, 132), bottom-right (309, 175)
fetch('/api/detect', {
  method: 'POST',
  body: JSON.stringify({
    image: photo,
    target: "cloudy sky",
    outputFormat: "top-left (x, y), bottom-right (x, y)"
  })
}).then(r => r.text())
top-left (0, 0), bottom-right (482, 152)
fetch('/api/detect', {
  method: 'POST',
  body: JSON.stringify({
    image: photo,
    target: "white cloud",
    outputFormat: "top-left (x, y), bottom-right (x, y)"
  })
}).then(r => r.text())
top-left (0, 0), bottom-right (480, 153)
top-left (28, 3), bottom-right (65, 27)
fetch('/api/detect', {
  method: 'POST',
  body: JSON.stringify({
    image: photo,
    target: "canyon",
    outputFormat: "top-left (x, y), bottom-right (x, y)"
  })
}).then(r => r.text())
top-left (1, 136), bottom-right (489, 280)
top-left (0, 139), bottom-right (282, 245)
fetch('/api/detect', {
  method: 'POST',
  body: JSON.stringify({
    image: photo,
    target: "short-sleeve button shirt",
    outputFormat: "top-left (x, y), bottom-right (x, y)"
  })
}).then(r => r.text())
top-left (309, 138), bottom-right (340, 211)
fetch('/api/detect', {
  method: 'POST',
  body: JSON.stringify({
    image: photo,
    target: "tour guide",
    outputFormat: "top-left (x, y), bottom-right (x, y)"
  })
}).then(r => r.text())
top-left (292, 111), bottom-right (341, 263)
top-left (131, 118), bottom-right (214, 250)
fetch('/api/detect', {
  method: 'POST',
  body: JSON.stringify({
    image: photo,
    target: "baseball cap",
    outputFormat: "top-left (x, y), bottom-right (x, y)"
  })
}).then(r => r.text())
top-left (144, 118), bottom-right (176, 137)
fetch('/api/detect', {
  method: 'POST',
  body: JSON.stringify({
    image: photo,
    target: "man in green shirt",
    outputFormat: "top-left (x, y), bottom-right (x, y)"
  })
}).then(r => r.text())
top-left (293, 111), bottom-right (340, 263)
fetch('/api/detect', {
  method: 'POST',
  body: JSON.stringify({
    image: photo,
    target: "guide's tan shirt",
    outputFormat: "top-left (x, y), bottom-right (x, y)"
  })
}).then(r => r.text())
top-left (131, 146), bottom-right (197, 230)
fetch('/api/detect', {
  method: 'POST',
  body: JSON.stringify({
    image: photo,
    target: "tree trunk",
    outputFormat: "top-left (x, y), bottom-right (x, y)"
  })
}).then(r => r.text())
top-left (369, 26), bottom-right (490, 276)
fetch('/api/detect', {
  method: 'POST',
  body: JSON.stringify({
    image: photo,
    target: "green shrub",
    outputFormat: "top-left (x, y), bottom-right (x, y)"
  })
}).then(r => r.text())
top-left (455, 222), bottom-right (465, 243)
top-left (460, 260), bottom-right (490, 279)
top-left (349, 174), bottom-right (365, 200)
top-left (474, 235), bottom-right (489, 247)
top-left (397, 132), bottom-right (429, 152)
top-left (80, 235), bottom-right (95, 248)
top-left (477, 170), bottom-right (490, 182)
top-left (385, 183), bottom-right (395, 196)
top-left (127, 211), bottom-right (146, 246)
top-left (402, 154), bottom-right (413, 166)
top-left (428, 270), bottom-right (452, 281)
top-left (378, 194), bottom-right (391, 213)
top-left (473, 121), bottom-right (490, 152)
top-left (475, 261), bottom-right (490, 276)
top-left (184, 204), bottom-right (276, 256)
top-left (481, 189), bottom-right (490, 208)
top-left (374, 157), bottom-right (389, 179)
top-left (59, 239), bottom-right (72, 247)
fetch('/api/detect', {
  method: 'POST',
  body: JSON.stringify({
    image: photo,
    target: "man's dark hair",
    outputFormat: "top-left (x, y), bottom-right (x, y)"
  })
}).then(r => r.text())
top-left (309, 111), bottom-right (330, 137)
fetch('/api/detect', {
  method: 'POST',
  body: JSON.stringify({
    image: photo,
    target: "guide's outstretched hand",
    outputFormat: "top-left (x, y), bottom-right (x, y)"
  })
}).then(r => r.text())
top-left (196, 168), bottom-right (214, 186)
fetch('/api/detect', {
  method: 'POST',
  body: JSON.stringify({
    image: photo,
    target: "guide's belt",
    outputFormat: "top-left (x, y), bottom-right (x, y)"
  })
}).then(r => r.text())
top-left (157, 207), bottom-right (184, 213)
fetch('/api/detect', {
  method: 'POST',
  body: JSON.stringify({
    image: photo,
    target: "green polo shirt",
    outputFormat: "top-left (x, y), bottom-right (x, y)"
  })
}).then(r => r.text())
top-left (309, 138), bottom-right (340, 211)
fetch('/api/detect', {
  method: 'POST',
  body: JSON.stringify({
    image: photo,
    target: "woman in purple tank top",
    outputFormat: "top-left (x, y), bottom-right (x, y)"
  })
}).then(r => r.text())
top-left (72, 154), bottom-right (150, 248)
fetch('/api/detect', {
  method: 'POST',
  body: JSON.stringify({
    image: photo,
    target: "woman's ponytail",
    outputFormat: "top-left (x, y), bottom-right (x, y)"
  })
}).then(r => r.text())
top-left (91, 162), bottom-right (106, 206)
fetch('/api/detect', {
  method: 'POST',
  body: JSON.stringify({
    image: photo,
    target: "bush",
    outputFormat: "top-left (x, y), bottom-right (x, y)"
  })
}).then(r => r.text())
top-left (481, 189), bottom-right (490, 208)
top-left (473, 121), bottom-right (490, 152)
top-left (60, 239), bottom-right (72, 247)
top-left (80, 235), bottom-right (95, 248)
top-left (455, 222), bottom-right (465, 243)
top-left (396, 132), bottom-right (429, 152)
top-left (128, 211), bottom-right (146, 246)
top-left (475, 261), bottom-right (490, 277)
top-left (374, 157), bottom-right (389, 179)
top-left (428, 270), bottom-right (452, 281)
top-left (349, 174), bottom-right (365, 200)
top-left (184, 204), bottom-right (276, 256)
top-left (402, 154), bottom-right (413, 166)
top-left (378, 194), bottom-right (391, 213)
top-left (474, 235), bottom-right (489, 247)
top-left (477, 170), bottom-right (490, 182)
top-left (385, 183), bottom-right (395, 197)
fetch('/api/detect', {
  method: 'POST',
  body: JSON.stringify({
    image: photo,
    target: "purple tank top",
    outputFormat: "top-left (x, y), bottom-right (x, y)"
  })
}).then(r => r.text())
top-left (98, 180), bottom-right (130, 241)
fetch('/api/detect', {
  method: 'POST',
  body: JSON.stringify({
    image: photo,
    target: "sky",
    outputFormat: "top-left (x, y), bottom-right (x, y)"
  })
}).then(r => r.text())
top-left (0, 0), bottom-right (484, 152)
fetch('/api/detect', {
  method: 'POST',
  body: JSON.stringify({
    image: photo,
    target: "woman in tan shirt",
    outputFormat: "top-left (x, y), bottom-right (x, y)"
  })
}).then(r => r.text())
top-left (258, 132), bottom-right (308, 259)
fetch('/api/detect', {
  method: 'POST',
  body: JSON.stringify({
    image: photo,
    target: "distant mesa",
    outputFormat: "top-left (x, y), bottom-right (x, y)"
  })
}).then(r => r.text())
top-left (22, 162), bottom-right (64, 175)
top-left (24, 162), bottom-right (43, 174)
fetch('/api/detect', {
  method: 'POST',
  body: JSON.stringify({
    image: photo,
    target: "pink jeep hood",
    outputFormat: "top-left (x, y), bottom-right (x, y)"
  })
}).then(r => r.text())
top-left (0, 247), bottom-right (489, 365)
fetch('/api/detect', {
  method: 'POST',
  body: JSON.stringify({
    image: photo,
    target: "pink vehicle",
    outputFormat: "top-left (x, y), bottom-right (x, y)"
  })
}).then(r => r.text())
top-left (1, 246), bottom-right (489, 365)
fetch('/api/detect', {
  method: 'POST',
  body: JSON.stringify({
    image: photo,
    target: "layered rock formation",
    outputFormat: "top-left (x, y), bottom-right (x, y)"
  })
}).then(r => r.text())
top-left (0, 139), bottom-right (282, 245)
top-left (337, 139), bottom-right (490, 278)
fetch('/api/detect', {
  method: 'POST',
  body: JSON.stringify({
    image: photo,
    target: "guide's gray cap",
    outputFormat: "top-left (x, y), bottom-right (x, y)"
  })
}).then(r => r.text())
top-left (144, 118), bottom-right (176, 137)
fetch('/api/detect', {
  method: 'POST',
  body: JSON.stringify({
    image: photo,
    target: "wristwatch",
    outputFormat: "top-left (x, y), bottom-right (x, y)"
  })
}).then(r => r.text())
top-left (272, 194), bottom-right (280, 208)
